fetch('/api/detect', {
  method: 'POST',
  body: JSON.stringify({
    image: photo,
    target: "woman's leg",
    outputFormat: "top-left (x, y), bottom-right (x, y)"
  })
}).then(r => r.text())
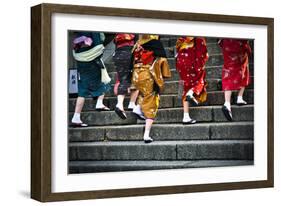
top-left (115, 94), bottom-right (127, 119)
top-left (224, 90), bottom-right (232, 110)
top-left (222, 90), bottom-right (233, 121)
top-left (74, 97), bottom-right (85, 113)
top-left (71, 97), bottom-right (87, 126)
top-left (183, 100), bottom-right (189, 113)
top-left (96, 94), bottom-right (110, 110)
top-left (128, 90), bottom-right (139, 110)
top-left (237, 87), bottom-right (247, 105)
top-left (182, 99), bottom-right (196, 124)
top-left (116, 94), bottom-right (125, 111)
top-left (237, 87), bottom-right (245, 97)
top-left (143, 118), bottom-right (154, 143)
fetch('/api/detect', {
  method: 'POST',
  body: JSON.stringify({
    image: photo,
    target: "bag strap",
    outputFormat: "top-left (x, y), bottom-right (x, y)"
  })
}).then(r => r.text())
top-left (100, 58), bottom-right (106, 70)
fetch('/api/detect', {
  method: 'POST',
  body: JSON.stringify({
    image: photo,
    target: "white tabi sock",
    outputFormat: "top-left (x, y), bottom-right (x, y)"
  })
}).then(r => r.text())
top-left (133, 104), bottom-right (145, 119)
top-left (133, 104), bottom-right (141, 114)
top-left (71, 113), bottom-right (82, 123)
top-left (128, 101), bottom-right (136, 109)
top-left (116, 103), bottom-right (124, 111)
top-left (143, 129), bottom-right (153, 142)
top-left (183, 112), bottom-right (192, 122)
top-left (143, 129), bottom-right (150, 139)
top-left (116, 95), bottom-right (124, 110)
top-left (237, 96), bottom-right (247, 104)
top-left (224, 101), bottom-right (231, 111)
top-left (96, 99), bottom-right (105, 109)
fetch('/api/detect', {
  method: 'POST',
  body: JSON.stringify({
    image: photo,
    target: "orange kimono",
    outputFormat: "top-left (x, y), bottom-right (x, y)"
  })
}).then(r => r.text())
top-left (132, 35), bottom-right (171, 119)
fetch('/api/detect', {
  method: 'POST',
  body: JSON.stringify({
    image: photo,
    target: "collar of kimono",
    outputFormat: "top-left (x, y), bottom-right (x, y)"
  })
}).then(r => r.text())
top-left (115, 33), bottom-right (135, 41)
top-left (138, 35), bottom-right (159, 45)
top-left (178, 37), bottom-right (195, 51)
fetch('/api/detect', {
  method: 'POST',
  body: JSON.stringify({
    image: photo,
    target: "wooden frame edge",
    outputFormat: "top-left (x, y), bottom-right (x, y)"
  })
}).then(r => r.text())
top-left (41, 3), bottom-right (273, 25)
top-left (31, 4), bottom-right (43, 201)
top-left (267, 19), bottom-right (274, 187)
top-left (42, 180), bottom-right (272, 202)
top-left (31, 3), bottom-right (53, 202)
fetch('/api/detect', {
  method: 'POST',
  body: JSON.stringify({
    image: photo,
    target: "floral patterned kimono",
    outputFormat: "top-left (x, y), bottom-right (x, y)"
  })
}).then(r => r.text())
top-left (219, 38), bottom-right (251, 91)
top-left (176, 37), bottom-right (209, 102)
top-left (132, 35), bottom-right (171, 119)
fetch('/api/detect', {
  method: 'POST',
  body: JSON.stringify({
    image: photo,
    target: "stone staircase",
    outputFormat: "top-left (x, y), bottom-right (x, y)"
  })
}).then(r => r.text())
top-left (68, 36), bottom-right (254, 174)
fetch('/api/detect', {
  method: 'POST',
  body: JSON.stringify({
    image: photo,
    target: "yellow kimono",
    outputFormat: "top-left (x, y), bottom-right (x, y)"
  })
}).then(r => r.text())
top-left (132, 56), bottom-right (171, 119)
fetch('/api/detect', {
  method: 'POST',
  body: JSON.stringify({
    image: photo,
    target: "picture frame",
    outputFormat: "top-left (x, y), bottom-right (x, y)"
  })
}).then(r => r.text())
top-left (31, 3), bottom-right (274, 202)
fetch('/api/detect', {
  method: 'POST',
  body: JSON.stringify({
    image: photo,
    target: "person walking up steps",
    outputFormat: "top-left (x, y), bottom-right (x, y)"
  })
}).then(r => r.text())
top-left (113, 33), bottom-right (139, 119)
top-left (71, 31), bottom-right (111, 127)
top-left (175, 36), bottom-right (209, 124)
top-left (132, 34), bottom-right (171, 143)
top-left (219, 38), bottom-right (252, 121)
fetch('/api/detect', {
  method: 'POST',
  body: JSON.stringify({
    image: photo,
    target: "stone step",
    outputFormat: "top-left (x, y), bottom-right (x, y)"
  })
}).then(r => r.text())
top-left (69, 160), bottom-right (254, 173)
top-left (108, 64), bottom-right (254, 82)
top-left (69, 89), bottom-right (254, 112)
top-left (69, 140), bottom-right (254, 161)
top-left (69, 121), bottom-right (253, 142)
top-left (139, 105), bottom-right (254, 123)
top-left (206, 43), bottom-right (222, 54)
top-left (69, 105), bottom-right (254, 126)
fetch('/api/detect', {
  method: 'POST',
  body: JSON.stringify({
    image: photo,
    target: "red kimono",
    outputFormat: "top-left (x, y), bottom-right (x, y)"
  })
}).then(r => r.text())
top-left (176, 37), bottom-right (209, 102)
top-left (219, 39), bottom-right (251, 91)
